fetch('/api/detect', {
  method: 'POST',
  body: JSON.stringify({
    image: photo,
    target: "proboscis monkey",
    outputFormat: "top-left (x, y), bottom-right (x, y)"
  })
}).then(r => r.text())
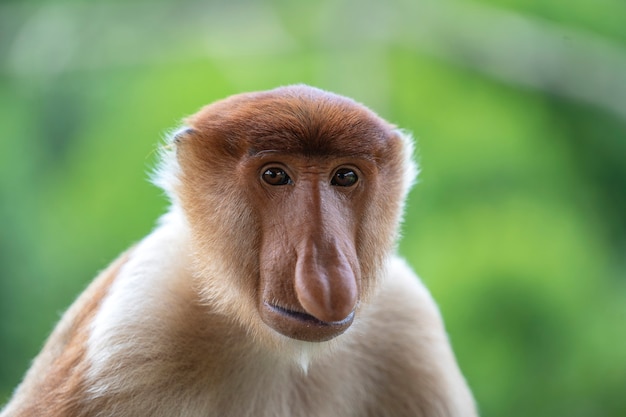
top-left (1, 85), bottom-right (477, 417)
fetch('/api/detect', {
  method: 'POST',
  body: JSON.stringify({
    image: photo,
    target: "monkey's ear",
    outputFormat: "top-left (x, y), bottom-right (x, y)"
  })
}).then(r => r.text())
top-left (171, 127), bottom-right (197, 144)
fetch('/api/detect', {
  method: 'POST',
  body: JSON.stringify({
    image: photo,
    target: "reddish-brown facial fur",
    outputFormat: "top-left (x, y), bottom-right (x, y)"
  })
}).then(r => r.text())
top-left (176, 86), bottom-right (406, 342)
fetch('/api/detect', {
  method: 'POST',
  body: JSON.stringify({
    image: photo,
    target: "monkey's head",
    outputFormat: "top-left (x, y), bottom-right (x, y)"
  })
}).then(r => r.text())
top-left (157, 85), bottom-right (416, 345)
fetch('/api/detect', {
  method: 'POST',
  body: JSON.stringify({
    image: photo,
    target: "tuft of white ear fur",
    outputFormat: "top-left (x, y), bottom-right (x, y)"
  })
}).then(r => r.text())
top-left (396, 129), bottom-right (419, 199)
top-left (150, 126), bottom-right (187, 205)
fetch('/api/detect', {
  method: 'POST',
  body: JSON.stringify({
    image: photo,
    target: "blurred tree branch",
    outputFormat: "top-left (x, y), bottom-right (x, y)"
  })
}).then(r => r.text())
top-left (1, 0), bottom-right (625, 121)
top-left (396, 0), bottom-right (626, 122)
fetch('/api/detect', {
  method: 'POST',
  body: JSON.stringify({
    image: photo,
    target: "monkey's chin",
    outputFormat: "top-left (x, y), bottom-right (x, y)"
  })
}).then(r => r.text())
top-left (260, 302), bottom-right (354, 342)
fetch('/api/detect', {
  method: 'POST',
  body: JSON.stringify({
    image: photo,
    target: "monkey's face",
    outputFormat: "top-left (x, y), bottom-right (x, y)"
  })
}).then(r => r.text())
top-left (174, 86), bottom-right (412, 343)
top-left (247, 154), bottom-right (372, 341)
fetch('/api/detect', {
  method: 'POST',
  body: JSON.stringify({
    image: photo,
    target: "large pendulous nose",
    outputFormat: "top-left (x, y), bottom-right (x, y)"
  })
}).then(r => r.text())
top-left (294, 238), bottom-right (358, 323)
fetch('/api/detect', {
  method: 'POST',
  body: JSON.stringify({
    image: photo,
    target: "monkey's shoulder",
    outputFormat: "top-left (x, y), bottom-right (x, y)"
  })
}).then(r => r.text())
top-left (364, 255), bottom-right (446, 335)
top-left (351, 255), bottom-right (454, 368)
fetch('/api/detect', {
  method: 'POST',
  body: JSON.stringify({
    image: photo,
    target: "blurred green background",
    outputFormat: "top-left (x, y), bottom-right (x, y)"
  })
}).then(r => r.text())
top-left (1, 0), bottom-right (625, 415)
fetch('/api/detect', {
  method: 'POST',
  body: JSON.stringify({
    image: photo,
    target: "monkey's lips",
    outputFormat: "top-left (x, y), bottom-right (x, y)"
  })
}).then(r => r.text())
top-left (261, 302), bottom-right (354, 342)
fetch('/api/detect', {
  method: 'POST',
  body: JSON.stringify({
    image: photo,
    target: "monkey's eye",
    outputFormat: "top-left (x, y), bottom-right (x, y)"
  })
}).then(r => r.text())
top-left (331, 168), bottom-right (358, 187)
top-left (262, 167), bottom-right (292, 186)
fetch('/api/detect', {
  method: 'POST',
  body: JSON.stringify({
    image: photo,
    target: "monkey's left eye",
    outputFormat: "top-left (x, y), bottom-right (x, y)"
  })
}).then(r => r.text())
top-left (262, 167), bottom-right (292, 186)
top-left (331, 168), bottom-right (358, 187)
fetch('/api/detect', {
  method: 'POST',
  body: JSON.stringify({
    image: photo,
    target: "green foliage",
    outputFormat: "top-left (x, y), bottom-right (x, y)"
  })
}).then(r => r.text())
top-left (1, 1), bottom-right (625, 416)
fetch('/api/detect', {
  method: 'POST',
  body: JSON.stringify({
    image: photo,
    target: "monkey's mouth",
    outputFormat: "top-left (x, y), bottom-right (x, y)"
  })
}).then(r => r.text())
top-left (267, 303), bottom-right (354, 326)
top-left (261, 302), bottom-right (355, 342)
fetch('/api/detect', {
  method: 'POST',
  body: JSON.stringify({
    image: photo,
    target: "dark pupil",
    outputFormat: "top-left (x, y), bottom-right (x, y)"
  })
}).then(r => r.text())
top-left (332, 169), bottom-right (358, 187)
top-left (263, 168), bottom-right (290, 185)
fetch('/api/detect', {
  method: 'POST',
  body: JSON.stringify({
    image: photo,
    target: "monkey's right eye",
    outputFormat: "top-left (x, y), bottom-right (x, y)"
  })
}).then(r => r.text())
top-left (262, 168), bottom-right (292, 186)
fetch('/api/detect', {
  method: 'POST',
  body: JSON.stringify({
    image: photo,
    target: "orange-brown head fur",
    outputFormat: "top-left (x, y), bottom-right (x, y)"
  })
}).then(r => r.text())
top-left (167, 85), bottom-right (414, 344)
